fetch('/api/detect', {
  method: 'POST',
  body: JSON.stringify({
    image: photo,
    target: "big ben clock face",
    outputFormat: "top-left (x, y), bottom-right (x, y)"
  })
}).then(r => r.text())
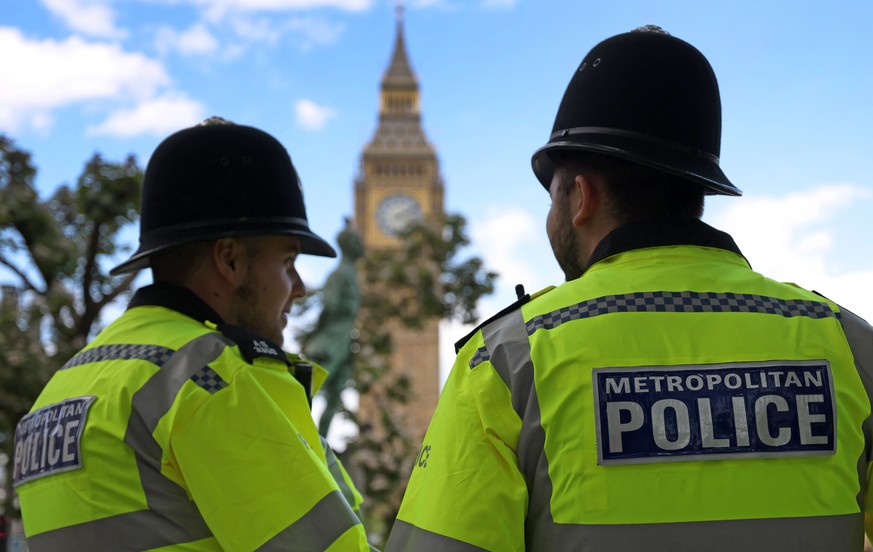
top-left (377, 193), bottom-right (423, 236)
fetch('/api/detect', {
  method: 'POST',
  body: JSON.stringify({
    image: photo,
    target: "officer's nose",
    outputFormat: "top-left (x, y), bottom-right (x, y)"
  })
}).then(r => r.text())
top-left (289, 268), bottom-right (306, 301)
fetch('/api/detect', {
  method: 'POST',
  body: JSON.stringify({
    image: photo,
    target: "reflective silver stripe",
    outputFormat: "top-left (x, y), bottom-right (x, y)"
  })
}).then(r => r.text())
top-left (836, 305), bottom-right (873, 510)
top-left (541, 513), bottom-right (862, 552)
top-left (480, 309), bottom-right (534, 417)
top-left (257, 490), bottom-right (362, 551)
top-left (26, 509), bottom-right (210, 551)
top-left (385, 519), bottom-right (488, 551)
top-left (320, 436), bottom-right (358, 516)
top-left (125, 333), bottom-right (233, 544)
top-left (518, 388), bottom-right (556, 551)
top-left (527, 291), bottom-right (838, 335)
top-left (478, 310), bottom-right (555, 550)
top-left (28, 333), bottom-right (232, 551)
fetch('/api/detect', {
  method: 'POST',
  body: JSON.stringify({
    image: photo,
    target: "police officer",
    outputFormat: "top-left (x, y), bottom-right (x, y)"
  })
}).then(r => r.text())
top-left (13, 118), bottom-right (374, 551)
top-left (385, 26), bottom-right (873, 551)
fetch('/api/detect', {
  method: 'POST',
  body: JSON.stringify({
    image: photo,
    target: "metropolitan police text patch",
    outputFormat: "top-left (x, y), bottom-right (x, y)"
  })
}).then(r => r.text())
top-left (592, 361), bottom-right (835, 465)
top-left (13, 396), bottom-right (96, 487)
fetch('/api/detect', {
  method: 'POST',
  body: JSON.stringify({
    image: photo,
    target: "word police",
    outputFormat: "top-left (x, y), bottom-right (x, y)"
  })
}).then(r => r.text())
top-left (13, 396), bottom-right (96, 487)
top-left (592, 361), bottom-right (835, 465)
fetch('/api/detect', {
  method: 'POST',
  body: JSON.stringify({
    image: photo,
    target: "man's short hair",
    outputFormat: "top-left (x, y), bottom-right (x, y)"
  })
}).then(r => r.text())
top-left (150, 241), bottom-right (213, 284)
top-left (556, 152), bottom-right (705, 222)
top-left (150, 236), bottom-right (267, 285)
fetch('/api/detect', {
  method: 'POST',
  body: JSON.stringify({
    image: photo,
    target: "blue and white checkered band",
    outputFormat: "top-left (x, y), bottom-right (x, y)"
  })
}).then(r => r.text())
top-left (526, 291), bottom-right (838, 335)
top-left (468, 346), bottom-right (491, 369)
top-left (60, 344), bottom-right (175, 370)
top-left (13, 396), bottom-right (97, 487)
top-left (592, 361), bottom-right (836, 465)
top-left (190, 366), bottom-right (228, 394)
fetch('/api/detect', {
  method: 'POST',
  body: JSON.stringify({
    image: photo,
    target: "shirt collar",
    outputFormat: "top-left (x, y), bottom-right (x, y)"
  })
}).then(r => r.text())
top-left (128, 282), bottom-right (225, 325)
top-left (586, 218), bottom-right (745, 271)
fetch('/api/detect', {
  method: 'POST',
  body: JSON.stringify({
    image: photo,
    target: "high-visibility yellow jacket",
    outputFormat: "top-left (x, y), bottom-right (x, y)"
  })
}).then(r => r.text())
top-left (386, 219), bottom-right (873, 552)
top-left (14, 283), bottom-right (372, 551)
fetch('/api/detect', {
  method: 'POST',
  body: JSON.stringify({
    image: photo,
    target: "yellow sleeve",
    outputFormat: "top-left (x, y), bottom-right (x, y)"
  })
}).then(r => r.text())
top-left (171, 360), bottom-right (371, 551)
top-left (387, 333), bottom-right (527, 551)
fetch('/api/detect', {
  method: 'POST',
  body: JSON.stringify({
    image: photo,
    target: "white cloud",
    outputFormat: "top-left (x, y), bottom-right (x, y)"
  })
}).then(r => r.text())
top-left (470, 205), bottom-right (559, 302)
top-left (220, 15), bottom-right (345, 51)
top-left (153, 14), bottom-right (343, 59)
top-left (283, 17), bottom-right (345, 50)
top-left (86, 93), bottom-right (206, 137)
top-left (295, 99), bottom-right (336, 130)
top-left (41, 0), bottom-right (127, 39)
top-left (708, 184), bottom-right (869, 279)
top-left (229, 16), bottom-right (282, 45)
top-left (708, 183), bottom-right (873, 320)
top-left (193, 0), bottom-right (372, 21)
top-left (0, 27), bottom-right (170, 133)
top-left (155, 23), bottom-right (220, 55)
top-left (198, 0), bottom-right (371, 8)
top-left (406, 0), bottom-right (514, 9)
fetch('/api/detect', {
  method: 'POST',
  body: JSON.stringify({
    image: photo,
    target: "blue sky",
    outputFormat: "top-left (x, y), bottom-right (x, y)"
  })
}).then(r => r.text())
top-left (3, 0), bottom-right (873, 387)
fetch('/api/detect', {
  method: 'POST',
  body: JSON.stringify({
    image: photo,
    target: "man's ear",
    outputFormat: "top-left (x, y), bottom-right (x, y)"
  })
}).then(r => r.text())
top-left (212, 238), bottom-right (245, 285)
top-left (571, 173), bottom-right (599, 228)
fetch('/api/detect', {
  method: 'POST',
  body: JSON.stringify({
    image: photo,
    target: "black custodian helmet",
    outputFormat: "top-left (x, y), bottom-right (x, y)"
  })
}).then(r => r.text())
top-left (111, 117), bottom-right (336, 275)
top-left (531, 26), bottom-right (741, 196)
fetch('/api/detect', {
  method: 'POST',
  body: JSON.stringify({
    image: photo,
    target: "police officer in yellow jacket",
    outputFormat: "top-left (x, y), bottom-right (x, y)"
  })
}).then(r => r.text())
top-left (13, 118), bottom-right (374, 551)
top-left (386, 26), bottom-right (873, 552)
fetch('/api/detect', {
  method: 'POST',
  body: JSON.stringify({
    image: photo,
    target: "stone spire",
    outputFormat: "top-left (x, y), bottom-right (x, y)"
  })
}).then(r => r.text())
top-left (366, 1), bottom-right (433, 154)
top-left (382, 1), bottom-right (417, 88)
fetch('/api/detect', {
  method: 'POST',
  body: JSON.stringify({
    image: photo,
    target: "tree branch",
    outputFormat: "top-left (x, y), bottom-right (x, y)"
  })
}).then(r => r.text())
top-left (0, 254), bottom-right (42, 293)
top-left (95, 270), bottom-right (139, 311)
top-left (75, 270), bottom-right (139, 342)
top-left (81, 221), bottom-right (101, 311)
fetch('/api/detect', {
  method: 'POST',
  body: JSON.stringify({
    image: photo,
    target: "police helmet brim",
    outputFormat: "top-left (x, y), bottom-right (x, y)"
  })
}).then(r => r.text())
top-left (531, 132), bottom-right (742, 197)
top-left (110, 223), bottom-right (336, 276)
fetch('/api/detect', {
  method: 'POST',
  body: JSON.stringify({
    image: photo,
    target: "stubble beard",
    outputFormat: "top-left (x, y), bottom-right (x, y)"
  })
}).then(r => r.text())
top-left (550, 200), bottom-right (585, 282)
top-left (233, 276), bottom-right (284, 346)
top-left (555, 232), bottom-right (584, 282)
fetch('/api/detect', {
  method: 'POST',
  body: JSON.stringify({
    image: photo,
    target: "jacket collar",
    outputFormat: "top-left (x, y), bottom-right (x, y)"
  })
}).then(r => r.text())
top-left (128, 282), bottom-right (225, 325)
top-left (586, 218), bottom-right (745, 272)
top-left (128, 282), bottom-right (323, 402)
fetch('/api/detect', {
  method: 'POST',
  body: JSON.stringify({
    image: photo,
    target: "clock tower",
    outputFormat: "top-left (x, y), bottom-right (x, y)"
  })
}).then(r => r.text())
top-left (354, 7), bottom-right (444, 443)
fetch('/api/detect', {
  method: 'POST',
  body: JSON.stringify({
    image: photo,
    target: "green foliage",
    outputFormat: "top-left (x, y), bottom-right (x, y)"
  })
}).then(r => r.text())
top-left (0, 135), bottom-right (143, 510)
top-left (360, 214), bottom-right (498, 327)
top-left (0, 290), bottom-right (53, 438)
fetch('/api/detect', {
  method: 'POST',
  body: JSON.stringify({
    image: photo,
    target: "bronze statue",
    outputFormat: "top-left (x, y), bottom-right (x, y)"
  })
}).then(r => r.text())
top-left (304, 220), bottom-right (365, 436)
